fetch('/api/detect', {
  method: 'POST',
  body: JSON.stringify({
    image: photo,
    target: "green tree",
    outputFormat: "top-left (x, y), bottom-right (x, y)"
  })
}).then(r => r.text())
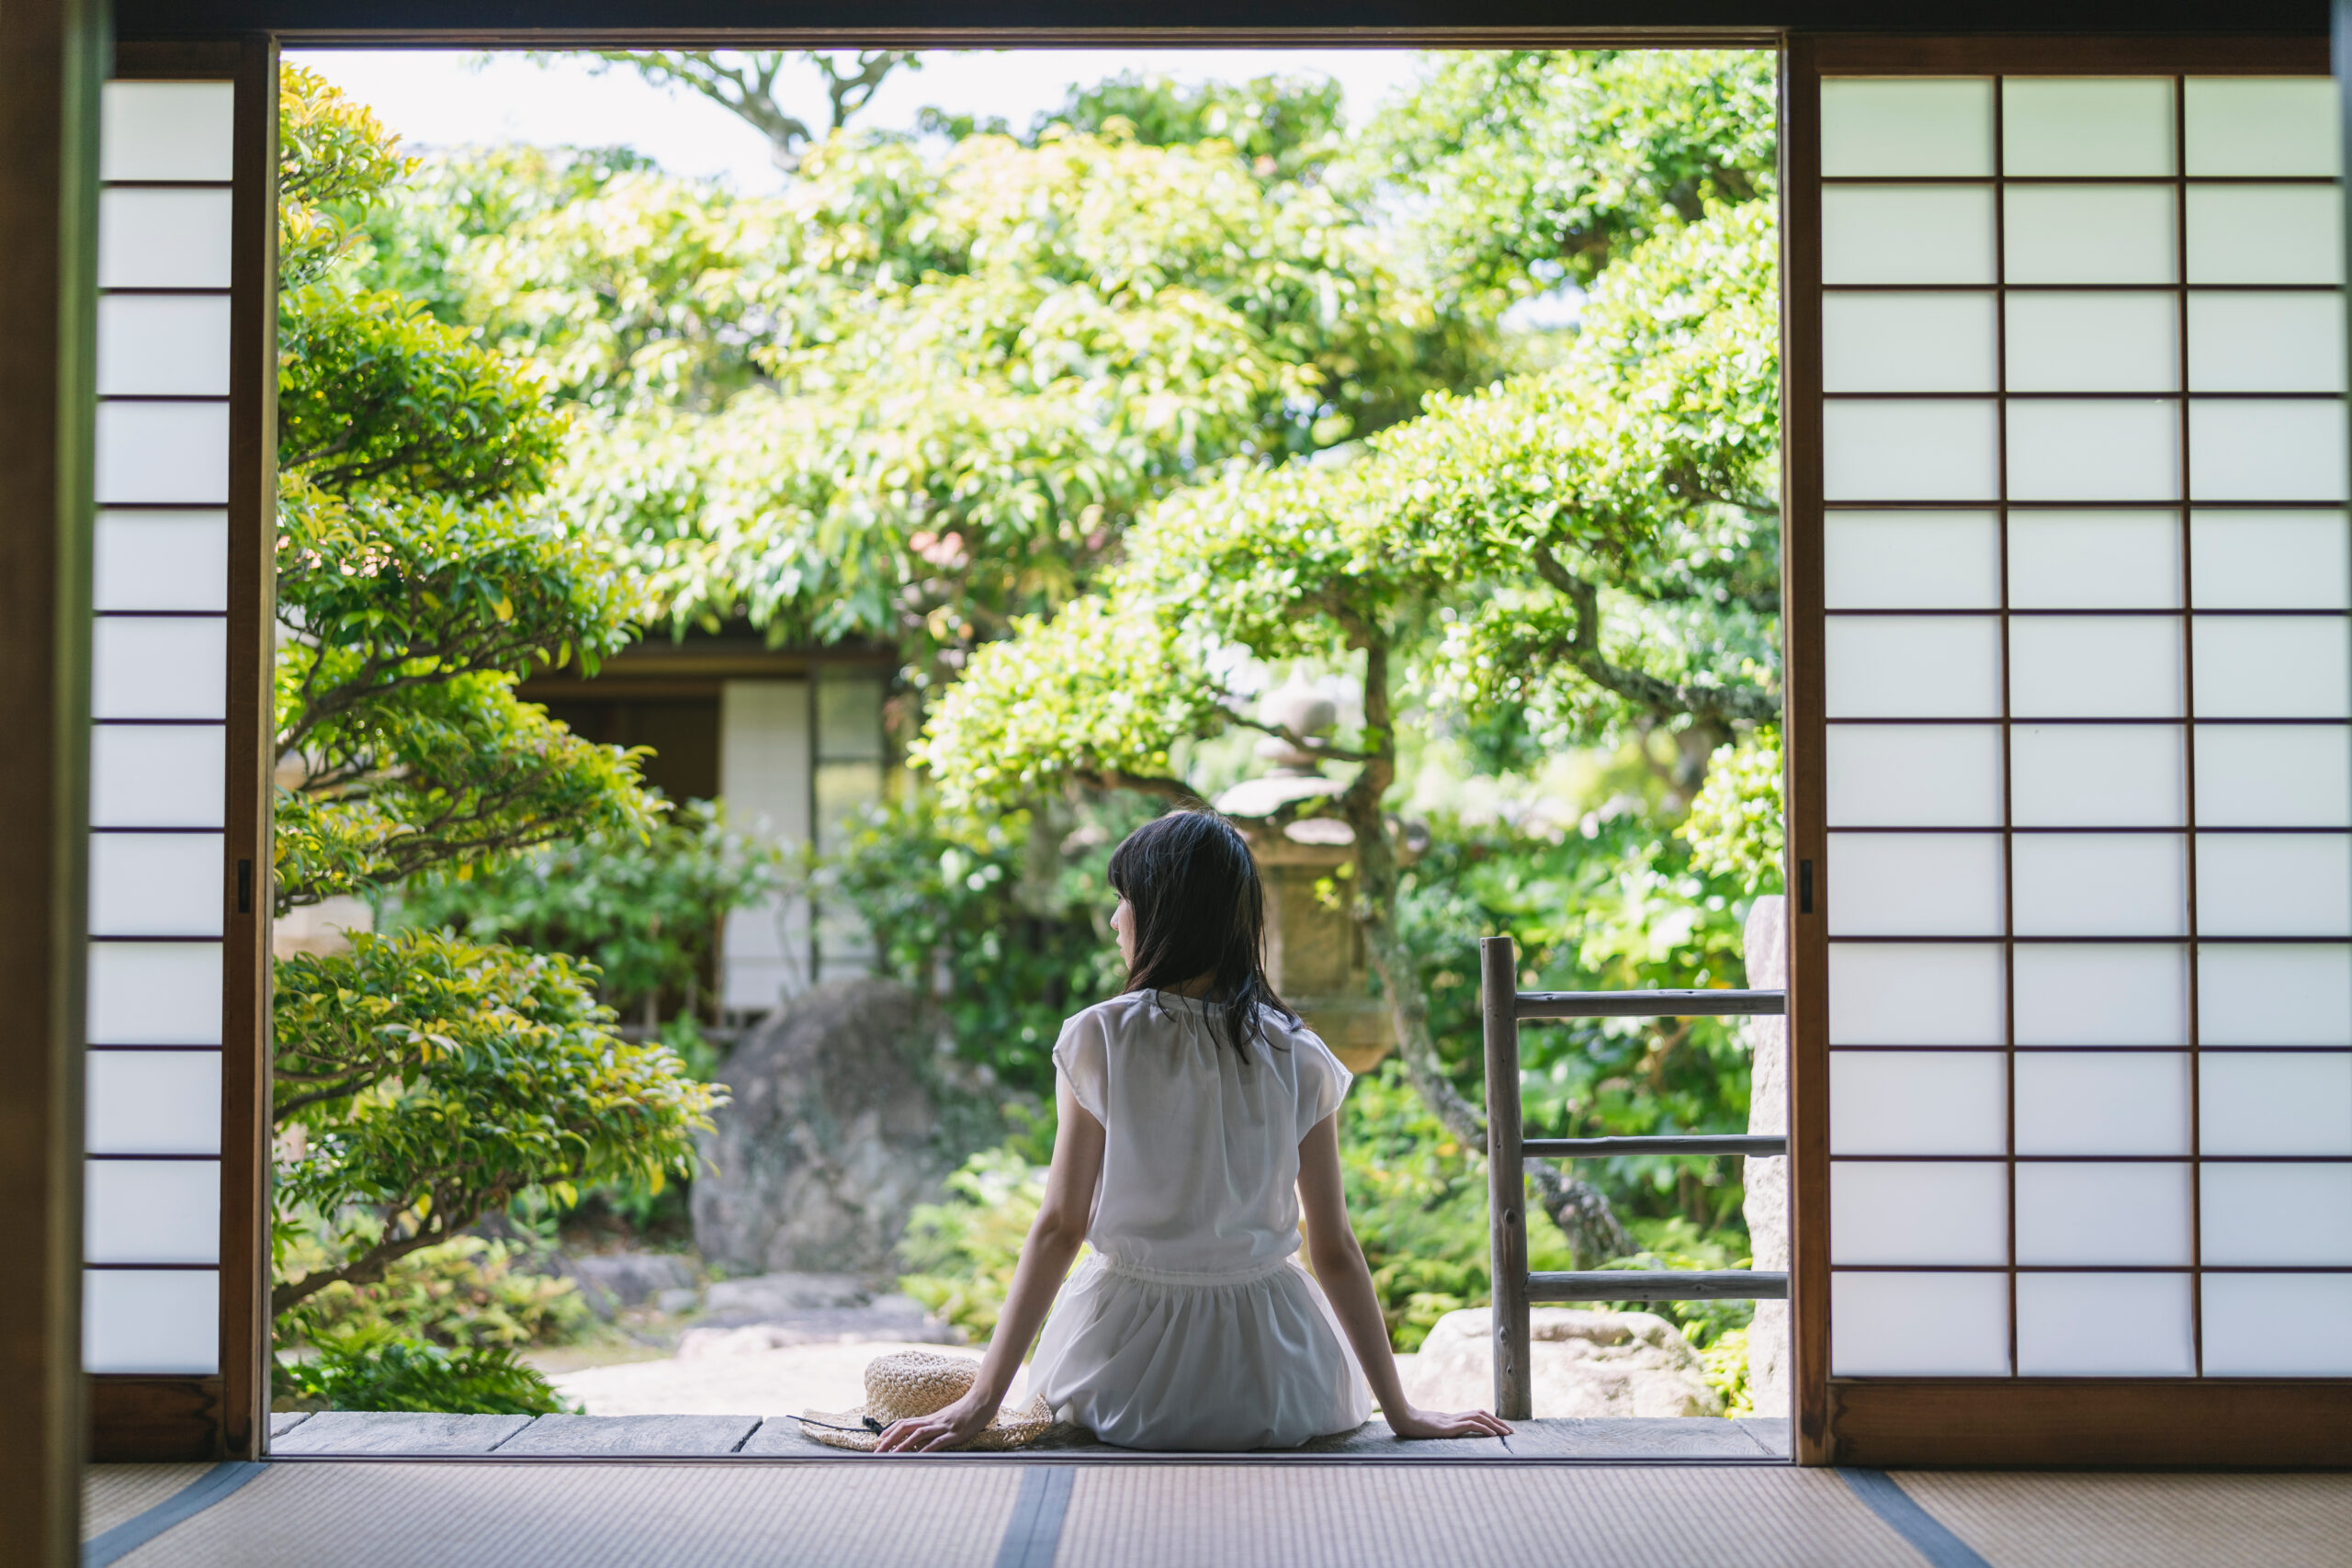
top-left (354, 114), bottom-right (1487, 693)
top-left (271, 66), bottom-right (720, 1316)
top-left (554, 50), bottom-right (926, 171)
top-left (914, 188), bottom-right (1780, 1267)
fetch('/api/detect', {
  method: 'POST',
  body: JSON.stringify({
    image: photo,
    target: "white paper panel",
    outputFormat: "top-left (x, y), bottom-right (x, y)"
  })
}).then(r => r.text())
top-left (2003, 291), bottom-right (2179, 394)
top-left (2194, 725), bottom-right (2352, 826)
top-left (96, 294), bottom-right (232, 398)
top-left (94, 400), bottom-right (230, 505)
top-left (99, 81), bottom-right (235, 182)
top-left (1829, 942), bottom-right (2007, 1045)
top-left (96, 187), bottom-right (234, 289)
top-left (2014, 942), bottom-right (2189, 1045)
top-left (2007, 400), bottom-right (2182, 503)
top-left (2007, 615), bottom-right (2183, 717)
top-left (2010, 724), bottom-right (2184, 826)
top-left (2010, 832), bottom-right (2186, 936)
top-left (2002, 77), bottom-right (2176, 176)
top-left (1824, 617), bottom-right (2003, 717)
top-left (2190, 511), bottom-right (2352, 609)
top-left (2017, 1272), bottom-right (2196, 1376)
top-left (2016, 1162), bottom-right (2192, 1264)
top-left (86, 1050), bottom-right (220, 1156)
top-left (2015, 1053), bottom-right (2191, 1156)
top-left (85, 941), bottom-right (220, 1044)
top-left (2200, 1163), bottom-right (2352, 1264)
top-left (88, 831), bottom-right (222, 938)
top-left (85, 1158), bottom-right (220, 1263)
top-left (2186, 77), bottom-right (2341, 176)
top-left (1824, 400), bottom-right (2001, 501)
top-left (1832, 1161), bottom-right (2008, 1265)
top-left (2201, 1273), bottom-right (2352, 1374)
top-left (1830, 1051), bottom-right (2007, 1155)
top-left (2198, 942), bottom-right (2352, 1044)
top-left (90, 618), bottom-right (226, 720)
top-left (1826, 724), bottom-right (2005, 827)
top-left (82, 1269), bottom-right (218, 1374)
top-left (1822, 293), bottom-right (1998, 392)
top-left (2196, 832), bottom-right (2352, 936)
top-left (1828, 832), bottom-right (2005, 936)
top-left (1824, 512), bottom-right (2000, 607)
top-left (2200, 1053), bottom-right (2352, 1155)
top-left (89, 724), bottom-right (225, 829)
top-left (2008, 511), bottom-right (2181, 608)
top-left (1821, 186), bottom-right (1998, 285)
top-left (2186, 186), bottom-right (2346, 285)
top-left (1830, 1270), bottom-right (2010, 1376)
top-left (2190, 399), bottom-right (2351, 502)
top-left (2193, 616), bottom-right (2352, 717)
top-left (1821, 78), bottom-right (1996, 176)
top-left (2003, 186), bottom-right (2178, 285)
top-left (92, 511), bottom-right (229, 613)
top-left (2187, 293), bottom-right (2348, 393)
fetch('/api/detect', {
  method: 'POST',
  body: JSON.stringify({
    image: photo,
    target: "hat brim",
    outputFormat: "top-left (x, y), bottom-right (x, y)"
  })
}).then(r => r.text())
top-left (797, 1395), bottom-right (1057, 1452)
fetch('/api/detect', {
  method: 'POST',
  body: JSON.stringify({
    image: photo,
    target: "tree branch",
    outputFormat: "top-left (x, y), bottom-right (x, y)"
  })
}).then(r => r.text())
top-left (1533, 551), bottom-right (1781, 724)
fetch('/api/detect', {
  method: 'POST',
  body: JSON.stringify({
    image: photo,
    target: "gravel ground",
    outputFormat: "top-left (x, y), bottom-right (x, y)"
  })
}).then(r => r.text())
top-left (548, 1340), bottom-right (1035, 1418)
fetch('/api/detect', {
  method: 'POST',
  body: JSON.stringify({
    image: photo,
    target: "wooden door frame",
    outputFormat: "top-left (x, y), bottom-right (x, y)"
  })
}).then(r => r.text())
top-left (3, 7), bottom-right (2335, 1498)
top-left (1782, 30), bottom-right (2352, 1467)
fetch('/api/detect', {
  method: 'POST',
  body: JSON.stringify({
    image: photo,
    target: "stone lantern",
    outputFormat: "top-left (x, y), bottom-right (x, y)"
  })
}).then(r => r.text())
top-left (1212, 683), bottom-right (1395, 1073)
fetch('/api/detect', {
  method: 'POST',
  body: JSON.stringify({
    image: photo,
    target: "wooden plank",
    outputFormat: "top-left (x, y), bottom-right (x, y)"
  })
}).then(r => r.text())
top-left (0, 1), bottom-right (104, 1563)
top-left (1515, 988), bottom-right (1784, 1020)
top-left (87, 1377), bottom-right (226, 1462)
top-left (1524, 1134), bottom-right (1788, 1158)
top-left (1528, 1270), bottom-right (1790, 1303)
top-left (1480, 934), bottom-right (1531, 1423)
top-left (101, 0), bottom-right (2337, 50)
top-left (271, 1411), bottom-right (535, 1455)
top-left (1813, 31), bottom-right (2329, 73)
top-left (492, 1414), bottom-right (763, 1456)
top-left (1825, 1379), bottom-right (2352, 1468)
top-left (1777, 33), bottom-right (1835, 1472)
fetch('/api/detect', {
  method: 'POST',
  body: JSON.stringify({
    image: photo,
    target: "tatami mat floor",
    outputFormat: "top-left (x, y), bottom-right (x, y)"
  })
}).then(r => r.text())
top-left (82, 1458), bottom-right (2352, 1568)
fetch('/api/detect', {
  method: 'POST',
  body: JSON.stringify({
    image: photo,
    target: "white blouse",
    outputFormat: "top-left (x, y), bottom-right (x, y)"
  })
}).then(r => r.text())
top-left (1053, 988), bottom-right (1351, 1279)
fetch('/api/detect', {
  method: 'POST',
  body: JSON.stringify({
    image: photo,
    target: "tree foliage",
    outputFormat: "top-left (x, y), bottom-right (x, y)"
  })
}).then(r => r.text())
top-left (914, 54), bottom-right (1781, 1265)
top-left (354, 99), bottom-right (1487, 685)
top-left (271, 67), bottom-right (718, 1335)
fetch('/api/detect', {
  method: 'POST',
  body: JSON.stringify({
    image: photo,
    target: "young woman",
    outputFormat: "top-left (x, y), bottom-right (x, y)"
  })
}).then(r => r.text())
top-left (876, 809), bottom-right (1510, 1452)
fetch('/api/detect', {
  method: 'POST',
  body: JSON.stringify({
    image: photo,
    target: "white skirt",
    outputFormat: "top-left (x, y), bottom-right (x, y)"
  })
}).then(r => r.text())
top-left (1026, 1252), bottom-right (1373, 1451)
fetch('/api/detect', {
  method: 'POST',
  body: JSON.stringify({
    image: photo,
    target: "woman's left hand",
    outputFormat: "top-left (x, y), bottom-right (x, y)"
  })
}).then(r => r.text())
top-left (874, 1388), bottom-right (1001, 1453)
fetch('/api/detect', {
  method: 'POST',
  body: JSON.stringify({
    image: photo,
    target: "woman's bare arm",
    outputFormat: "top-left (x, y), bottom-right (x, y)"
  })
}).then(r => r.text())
top-left (876, 1077), bottom-right (1106, 1452)
top-left (1296, 1112), bottom-right (1511, 1440)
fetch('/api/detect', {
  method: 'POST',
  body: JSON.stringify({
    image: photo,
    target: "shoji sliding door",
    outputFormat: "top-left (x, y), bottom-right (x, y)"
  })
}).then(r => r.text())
top-left (83, 42), bottom-right (274, 1461)
top-left (1786, 36), bottom-right (2352, 1467)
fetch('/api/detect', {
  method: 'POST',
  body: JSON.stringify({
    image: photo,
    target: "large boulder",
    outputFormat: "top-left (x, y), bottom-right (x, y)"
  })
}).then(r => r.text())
top-left (692, 979), bottom-right (982, 1279)
top-left (1399, 1307), bottom-right (1723, 1418)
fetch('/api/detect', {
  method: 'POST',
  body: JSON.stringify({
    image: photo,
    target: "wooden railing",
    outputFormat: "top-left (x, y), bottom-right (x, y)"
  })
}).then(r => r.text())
top-left (1479, 933), bottom-right (1788, 1420)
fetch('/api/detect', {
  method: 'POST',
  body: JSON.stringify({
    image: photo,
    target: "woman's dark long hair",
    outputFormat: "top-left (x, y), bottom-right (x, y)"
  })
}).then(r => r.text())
top-left (1108, 809), bottom-right (1298, 1060)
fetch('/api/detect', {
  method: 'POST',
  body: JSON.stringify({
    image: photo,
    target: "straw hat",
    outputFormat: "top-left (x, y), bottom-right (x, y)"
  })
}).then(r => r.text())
top-left (797, 1350), bottom-right (1057, 1452)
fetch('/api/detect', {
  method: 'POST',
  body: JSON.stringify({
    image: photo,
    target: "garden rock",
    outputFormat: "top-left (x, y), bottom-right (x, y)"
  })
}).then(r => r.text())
top-left (703, 1271), bottom-right (870, 1319)
top-left (692, 980), bottom-right (964, 1278)
top-left (1399, 1307), bottom-right (1723, 1418)
top-left (561, 1251), bottom-right (699, 1319)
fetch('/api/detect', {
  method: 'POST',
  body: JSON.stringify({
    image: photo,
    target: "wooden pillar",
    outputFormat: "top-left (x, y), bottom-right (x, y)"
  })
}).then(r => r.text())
top-left (0, 0), bottom-right (105, 1561)
top-left (1480, 935), bottom-right (1531, 1421)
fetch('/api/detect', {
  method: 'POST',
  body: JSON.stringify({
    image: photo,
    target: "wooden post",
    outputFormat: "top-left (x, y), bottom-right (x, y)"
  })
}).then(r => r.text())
top-left (1480, 935), bottom-right (1531, 1422)
top-left (0, 0), bottom-right (103, 1559)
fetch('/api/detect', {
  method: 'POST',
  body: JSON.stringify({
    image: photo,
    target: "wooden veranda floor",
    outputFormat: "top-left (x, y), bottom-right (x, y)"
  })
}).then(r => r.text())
top-left (85, 1452), bottom-right (2352, 1568)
